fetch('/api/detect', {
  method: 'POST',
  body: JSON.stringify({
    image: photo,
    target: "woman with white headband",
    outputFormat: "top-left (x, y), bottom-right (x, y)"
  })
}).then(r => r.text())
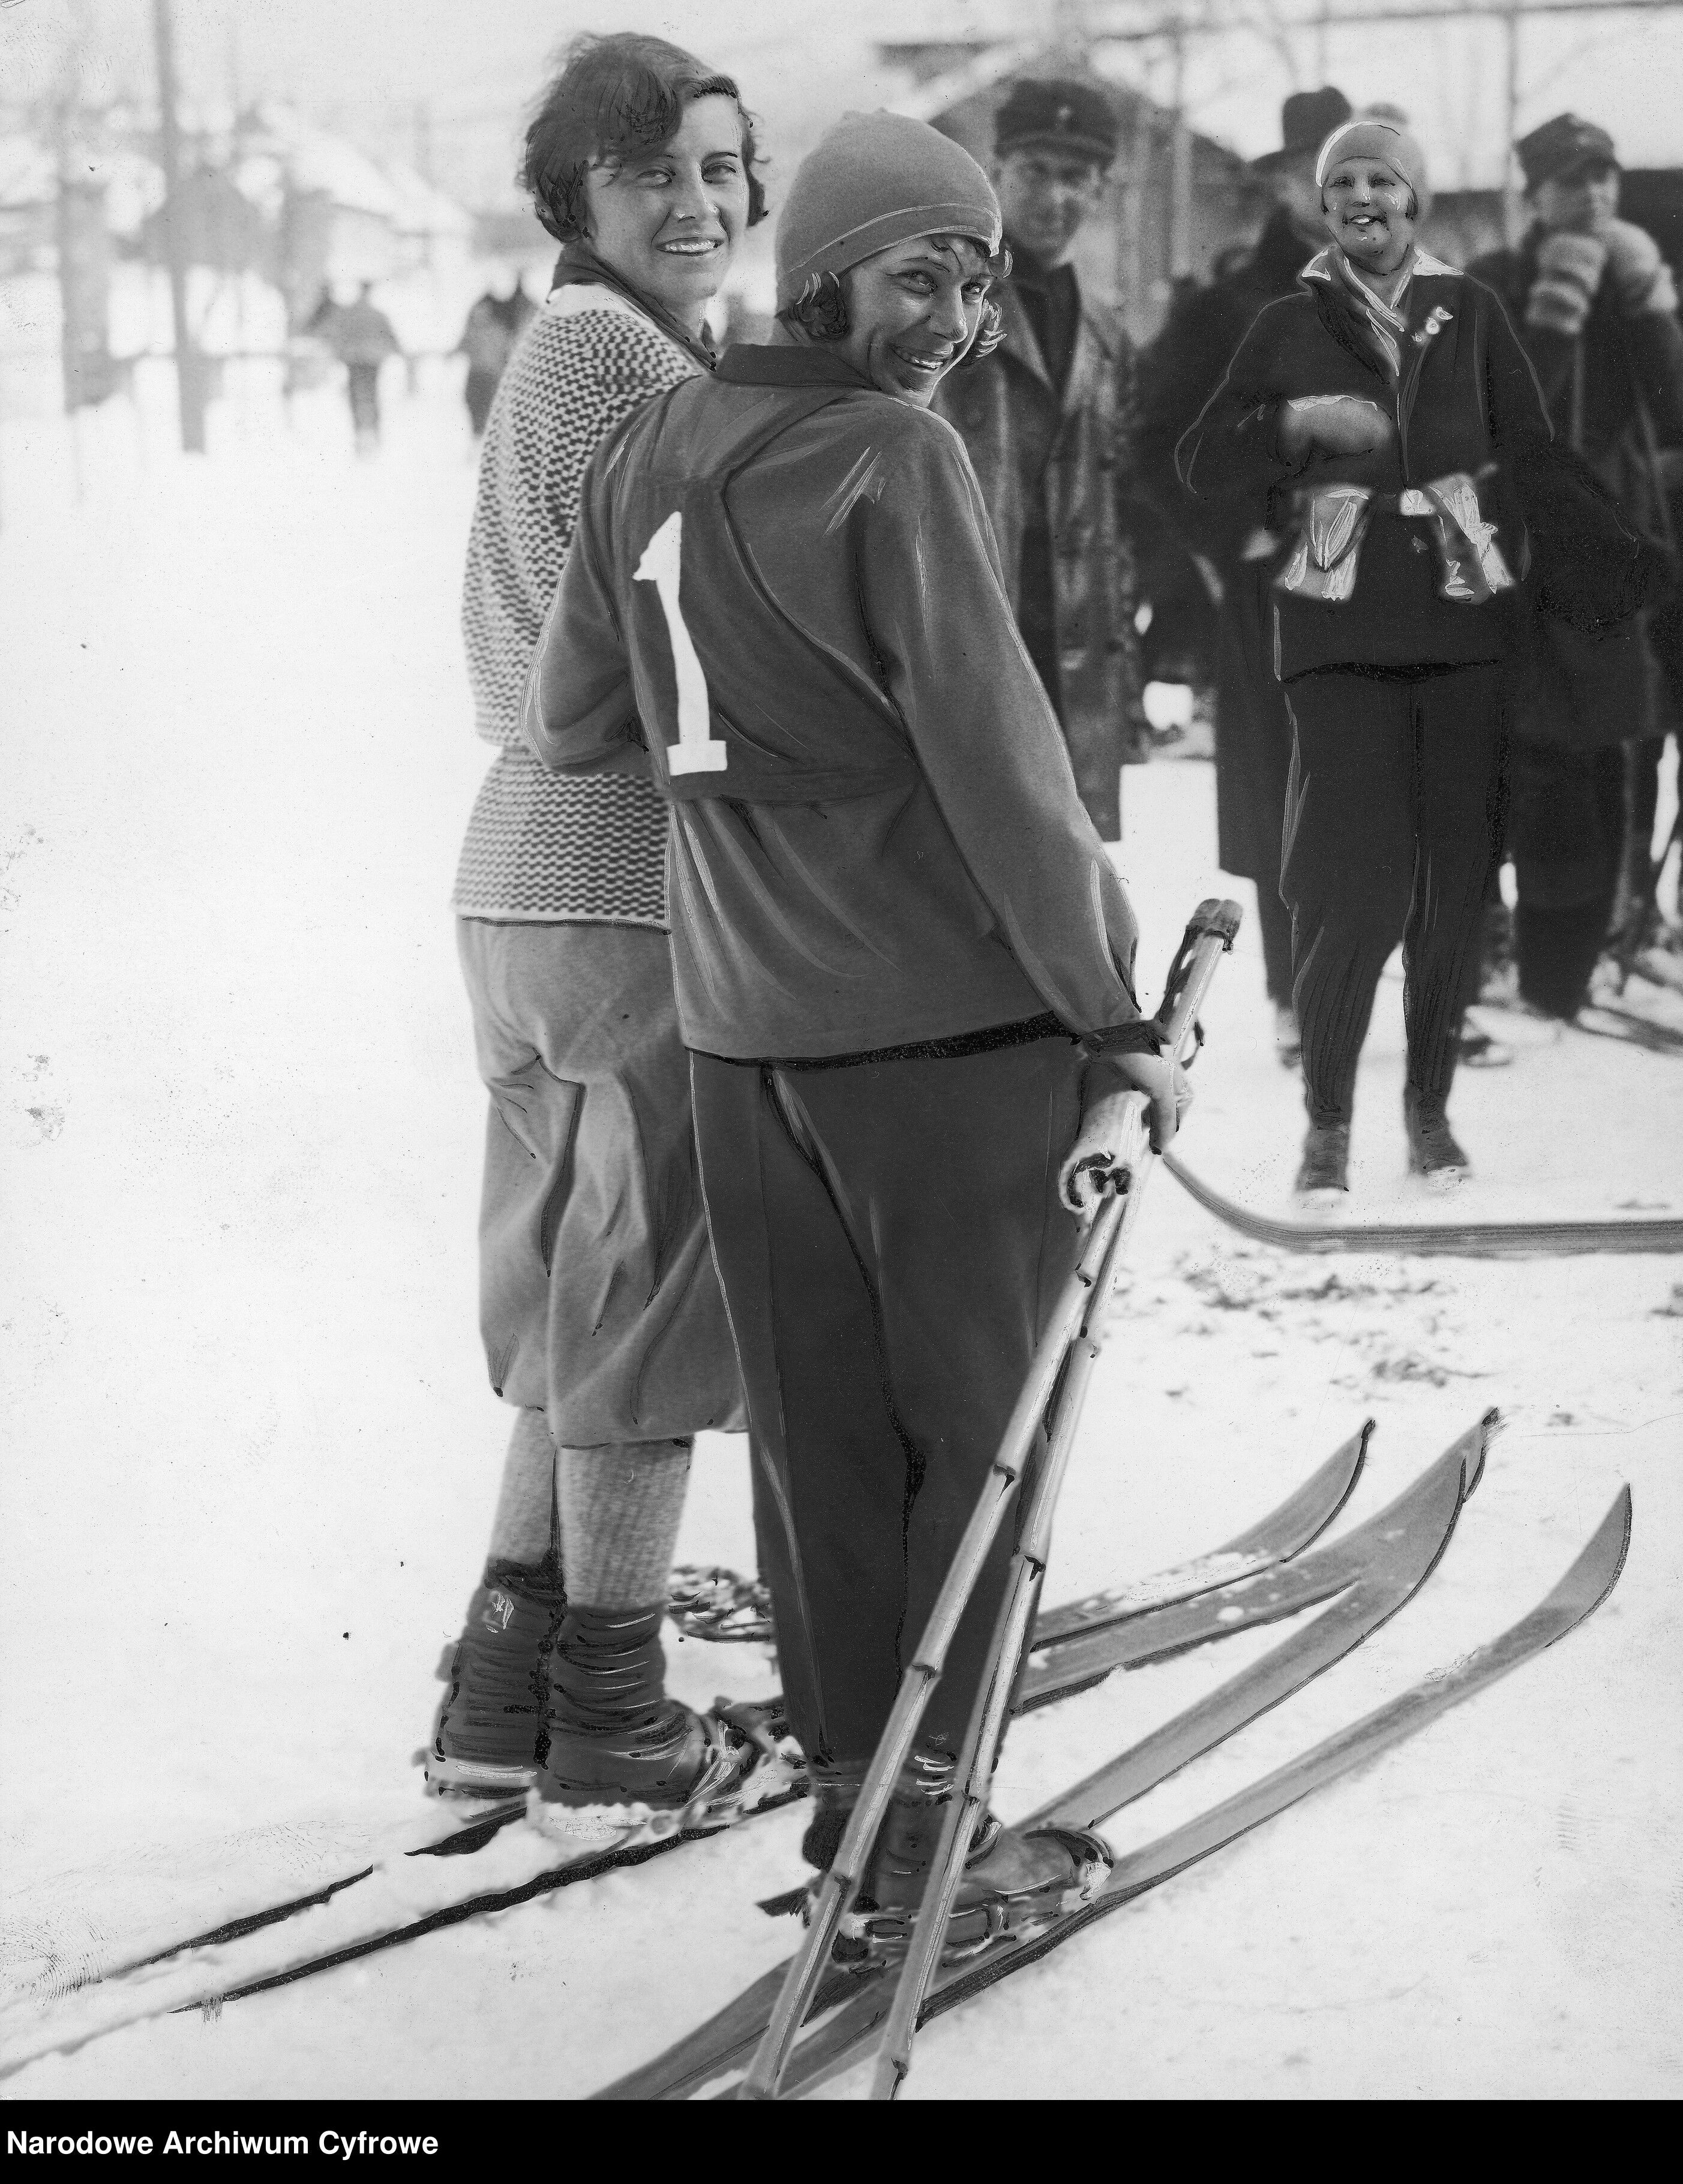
top-left (1177, 116), bottom-right (1661, 1198)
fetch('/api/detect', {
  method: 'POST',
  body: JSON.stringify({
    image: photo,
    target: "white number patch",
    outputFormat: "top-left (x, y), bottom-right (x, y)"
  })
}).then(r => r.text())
top-left (634, 511), bottom-right (728, 776)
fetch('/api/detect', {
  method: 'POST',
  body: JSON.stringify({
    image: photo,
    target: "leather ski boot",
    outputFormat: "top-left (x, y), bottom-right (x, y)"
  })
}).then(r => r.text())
top-left (1404, 1091), bottom-right (1471, 1184)
top-left (427, 1559), bottom-right (567, 1796)
top-left (838, 1750), bottom-right (1110, 1964)
top-left (527, 1603), bottom-right (789, 1843)
top-left (800, 1760), bottom-right (867, 1873)
top-left (1294, 1120), bottom-right (1351, 1198)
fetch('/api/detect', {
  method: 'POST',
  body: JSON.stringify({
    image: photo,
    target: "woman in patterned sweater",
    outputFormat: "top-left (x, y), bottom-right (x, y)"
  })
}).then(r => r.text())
top-left (431, 35), bottom-right (770, 1837)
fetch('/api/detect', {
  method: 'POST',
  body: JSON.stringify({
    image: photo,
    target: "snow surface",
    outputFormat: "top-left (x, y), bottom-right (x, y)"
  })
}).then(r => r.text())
top-left (2, 372), bottom-right (1681, 2102)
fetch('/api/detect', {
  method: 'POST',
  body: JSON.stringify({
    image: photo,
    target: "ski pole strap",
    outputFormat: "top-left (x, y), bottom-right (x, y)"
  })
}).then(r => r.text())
top-left (1080, 1019), bottom-right (1165, 1058)
top-left (1079, 902), bottom-right (1242, 1064)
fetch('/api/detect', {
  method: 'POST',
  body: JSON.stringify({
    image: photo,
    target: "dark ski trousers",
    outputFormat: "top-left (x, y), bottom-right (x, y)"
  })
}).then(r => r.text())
top-left (689, 1037), bottom-right (1084, 1777)
top-left (1282, 663), bottom-right (1506, 1127)
top-left (1508, 739), bottom-right (1630, 1018)
top-left (1218, 560), bottom-right (1297, 1007)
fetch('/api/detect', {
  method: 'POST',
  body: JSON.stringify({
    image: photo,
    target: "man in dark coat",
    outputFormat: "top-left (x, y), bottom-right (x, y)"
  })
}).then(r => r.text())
top-left (1469, 114), bottom-right (1683, 1016)
top-left (934, 78), bottom-right (1145, 842)
top-left (1134, 88), bottom-right (1351, 1054)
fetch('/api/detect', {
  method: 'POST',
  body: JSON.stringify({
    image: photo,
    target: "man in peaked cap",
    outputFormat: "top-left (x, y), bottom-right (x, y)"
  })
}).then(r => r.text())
top-left (934, 77), bottom-right (1145, 842)
top-left (1469, 115), bottom-right (1683, 1019)
top-left (1132, 89), bottom-right (1351, 1057)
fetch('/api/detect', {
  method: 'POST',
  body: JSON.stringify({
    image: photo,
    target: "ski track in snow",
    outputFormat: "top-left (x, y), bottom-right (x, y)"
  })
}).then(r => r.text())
top-left (2, 382), bottom-right (1681, 2100)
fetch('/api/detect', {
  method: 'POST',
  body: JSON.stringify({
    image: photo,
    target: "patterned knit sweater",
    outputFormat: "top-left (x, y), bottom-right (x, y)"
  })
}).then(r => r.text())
top-left (452, 286), bottom-right (698, 923)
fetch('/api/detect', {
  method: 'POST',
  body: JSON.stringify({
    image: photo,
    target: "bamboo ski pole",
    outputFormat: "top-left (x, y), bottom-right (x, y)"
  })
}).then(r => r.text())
top-left (742, 898), bottom-right (1241, 2102)
top-left (863, 900), bottom-right (1240, 2102)
top-left (737, 1192), bottom-right (1126, 2098)
top-left (866, 1193), bottom-right (1136, 2101)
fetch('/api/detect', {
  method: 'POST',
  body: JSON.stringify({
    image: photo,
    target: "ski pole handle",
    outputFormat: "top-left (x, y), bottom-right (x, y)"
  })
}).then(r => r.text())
top-left (1061, 897), bottom-right (1243, 1211)
top-left (1156, 897), bottom-right (1243, 1069)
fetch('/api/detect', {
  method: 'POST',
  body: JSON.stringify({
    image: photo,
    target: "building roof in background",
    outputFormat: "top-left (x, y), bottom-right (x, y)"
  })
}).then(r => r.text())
top-left (890, 38), bottom-right (1254, 178)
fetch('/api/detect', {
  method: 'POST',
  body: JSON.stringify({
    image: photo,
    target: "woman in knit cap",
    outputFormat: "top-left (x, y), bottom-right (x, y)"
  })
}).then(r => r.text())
top-left (1178, 115), bottom-right (1660, 1197)
top-left (524, 109), bottom-right (1189, 1957)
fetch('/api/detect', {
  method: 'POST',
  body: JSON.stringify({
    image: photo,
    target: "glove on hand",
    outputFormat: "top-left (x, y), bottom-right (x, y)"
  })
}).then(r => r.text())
top-left (1278, 394), bottom-right (1394, 460)
top-left (1601, 218), bottom-right (1678, 316)
top-left (1527, 230), bottom-right (1608, 336)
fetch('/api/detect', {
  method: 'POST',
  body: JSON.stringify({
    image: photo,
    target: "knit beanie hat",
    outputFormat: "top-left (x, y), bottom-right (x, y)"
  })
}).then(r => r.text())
top-left (775, 112), bottom-right (1001, 310)
top-left (1316, 118), bottom-right (1432, 221)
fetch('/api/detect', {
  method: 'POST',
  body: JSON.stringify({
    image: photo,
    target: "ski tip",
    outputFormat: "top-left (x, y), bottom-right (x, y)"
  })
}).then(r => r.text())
top-left (1594, 1486), bottom-right (1634, 1607)
top-left (1315, 1421), bottom-right (1372, 1534)
top-left (1462, 1408), bottom-right (1502, 1498)
top-left (1528, 1485), bottom-right (1634, 1646)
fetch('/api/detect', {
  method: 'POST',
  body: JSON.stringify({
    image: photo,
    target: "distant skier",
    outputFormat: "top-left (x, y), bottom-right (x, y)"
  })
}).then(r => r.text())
top-left (525, 112), bottom-right (1190, 1958)
top-left (455, 274), bottom-right (537, 439)
top-left (325, 281), bottom-right (400, 452)
top-left (434, 34), bottom-right (769, 1839)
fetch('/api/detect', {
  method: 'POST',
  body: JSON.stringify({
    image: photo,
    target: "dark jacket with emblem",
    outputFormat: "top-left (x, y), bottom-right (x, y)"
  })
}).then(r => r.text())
top-left (521, 342), bottom-right (1149, 1065)
top-left (933, 269), bottom-right (1144, 841)
top-left (1177, 256), bottom-right (1657, 680)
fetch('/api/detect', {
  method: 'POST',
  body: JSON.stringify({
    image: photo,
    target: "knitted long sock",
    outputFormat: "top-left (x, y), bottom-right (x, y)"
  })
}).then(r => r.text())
top-left (554, 1438), bottom-right (691, 1609)
top-left (484, 1406), bottom-right (559, 1573)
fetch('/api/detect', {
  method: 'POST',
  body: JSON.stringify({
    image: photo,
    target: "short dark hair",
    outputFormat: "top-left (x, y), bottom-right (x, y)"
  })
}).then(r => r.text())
top-left (776, 238), bottom-right (1010, 363)
top-left (521, 32), bottom-right (767, 244)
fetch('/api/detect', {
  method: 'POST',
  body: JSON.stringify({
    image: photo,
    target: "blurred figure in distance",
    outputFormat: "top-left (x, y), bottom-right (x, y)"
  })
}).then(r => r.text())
top-left (456, 267), bottom-right (538, 440)
top-left (324, 280), bottom-right (401, 453)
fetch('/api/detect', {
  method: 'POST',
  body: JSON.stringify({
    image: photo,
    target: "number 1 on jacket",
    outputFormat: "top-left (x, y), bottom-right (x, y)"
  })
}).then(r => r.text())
top-left (634, 512), bottom-right (728, 776)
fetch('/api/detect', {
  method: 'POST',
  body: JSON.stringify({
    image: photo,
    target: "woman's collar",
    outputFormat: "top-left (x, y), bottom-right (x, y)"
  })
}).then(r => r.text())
top-left (715, 343), bottom-right (876, 391)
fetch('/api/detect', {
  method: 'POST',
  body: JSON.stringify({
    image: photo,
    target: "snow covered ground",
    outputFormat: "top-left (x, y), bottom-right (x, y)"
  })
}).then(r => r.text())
top-left (2, 373), bottom-right (1681, 2102)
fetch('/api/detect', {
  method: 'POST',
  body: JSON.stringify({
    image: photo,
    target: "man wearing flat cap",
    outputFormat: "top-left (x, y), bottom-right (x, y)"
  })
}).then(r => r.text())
top-left (1133, 89), bottom-right (1351, 1057)
top-left (934, 77), bottom-right (1145, 842)
top-left (1469, 115), bottom-right (1683, 1018)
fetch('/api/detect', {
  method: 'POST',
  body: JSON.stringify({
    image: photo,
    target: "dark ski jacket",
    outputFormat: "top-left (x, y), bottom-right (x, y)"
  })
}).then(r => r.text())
top-left (1177, 253), bottom-right (1658, 678)
top-left (521, 341), bottom-right (1150, 1065)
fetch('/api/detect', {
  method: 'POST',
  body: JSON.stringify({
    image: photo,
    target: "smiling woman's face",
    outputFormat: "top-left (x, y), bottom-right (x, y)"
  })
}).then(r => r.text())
top-left (832, 235), bottom-right (997, 407)
top-left (581, 93), bottom-right (749, 331)
top-left (1322, 158), bottom-right (1416, 277)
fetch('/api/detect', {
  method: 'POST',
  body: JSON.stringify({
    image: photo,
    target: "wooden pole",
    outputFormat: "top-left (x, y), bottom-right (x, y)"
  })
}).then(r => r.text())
top-left (1502, 4), bottom-right (1523, 246)
top-left (152, 0), bottom-right (206, 453)
top-left (1168, 18), bottom-right (1192, 281)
